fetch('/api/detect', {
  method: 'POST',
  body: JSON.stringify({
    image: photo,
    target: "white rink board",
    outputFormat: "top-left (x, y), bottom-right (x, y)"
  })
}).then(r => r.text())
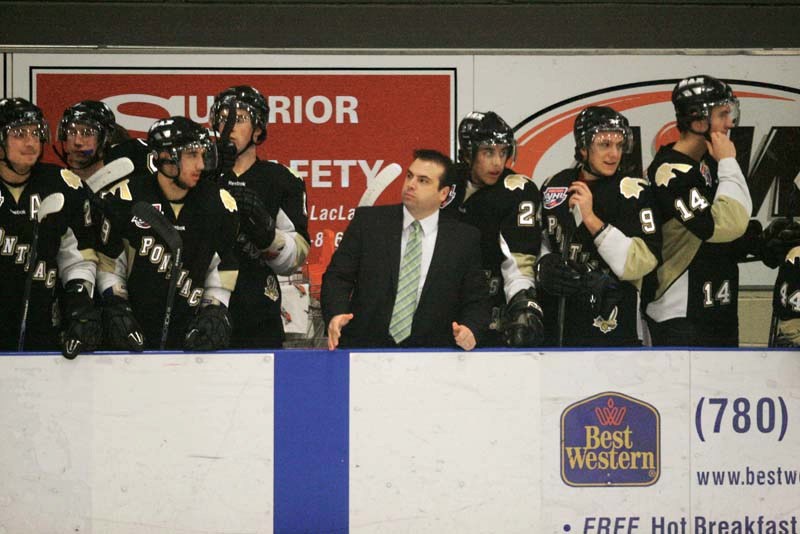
top-left (349, 351), bottom-right (542, 533)
top-left (1, 349), bottom-right (797, 533)
top-left (0, 353), bottom-right (274, 534)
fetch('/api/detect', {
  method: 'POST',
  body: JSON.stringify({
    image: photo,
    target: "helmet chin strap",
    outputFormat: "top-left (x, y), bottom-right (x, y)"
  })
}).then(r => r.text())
top-left (579, 159), bottom-right (614, 180)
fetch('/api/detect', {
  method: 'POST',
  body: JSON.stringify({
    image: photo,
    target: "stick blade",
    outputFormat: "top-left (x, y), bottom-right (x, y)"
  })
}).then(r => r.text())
top-left (86, 157), bottom-right (135, 193)
top-left (38, 193), bottom-right (65, 222)
top-left (131, 201), bottom-right (182, 252)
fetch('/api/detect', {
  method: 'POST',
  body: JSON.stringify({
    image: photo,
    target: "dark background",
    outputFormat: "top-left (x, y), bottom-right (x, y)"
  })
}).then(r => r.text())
top-left (3, 0), bottom-right (799, 49)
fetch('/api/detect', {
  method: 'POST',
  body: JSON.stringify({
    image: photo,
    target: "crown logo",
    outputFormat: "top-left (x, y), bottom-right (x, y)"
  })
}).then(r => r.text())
top-left (595, 398), bottom-right (626, 426)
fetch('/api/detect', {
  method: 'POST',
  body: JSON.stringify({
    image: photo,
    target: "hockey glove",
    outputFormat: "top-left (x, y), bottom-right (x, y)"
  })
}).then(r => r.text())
top-left (580, 270), bottom-right (623, 317)
top-left (59, 280), bottom-right (102, 359)
top-left (217, 139), bottom-right (237, 177)
top-left (184, 304), bottom-right (233, 351)
top-left (731, 220), bottom-right (763, 262)
top-left (229, 186), bottom-right (276, 250)
top-left (761, 219), bottom-right (800, 268)
top-left (535, 253), bottom-right (583, 296)
top-left (103, 294), bottom-right (145, 352)
top-left (497, 288), bottom-right (545, 347)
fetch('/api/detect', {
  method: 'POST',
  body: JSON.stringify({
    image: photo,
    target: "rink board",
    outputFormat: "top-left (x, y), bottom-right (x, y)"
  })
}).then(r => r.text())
top-left (0, 349), bottom-right (797, 533)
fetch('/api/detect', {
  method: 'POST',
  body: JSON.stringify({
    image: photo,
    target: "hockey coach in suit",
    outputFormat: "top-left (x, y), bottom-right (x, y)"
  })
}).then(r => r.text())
top-left (322, 149), bottom-right (490, 350)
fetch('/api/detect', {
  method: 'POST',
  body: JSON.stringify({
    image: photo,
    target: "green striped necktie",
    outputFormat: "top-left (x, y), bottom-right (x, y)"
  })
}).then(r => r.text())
top-left (389, 220), bottom-right (422, 343)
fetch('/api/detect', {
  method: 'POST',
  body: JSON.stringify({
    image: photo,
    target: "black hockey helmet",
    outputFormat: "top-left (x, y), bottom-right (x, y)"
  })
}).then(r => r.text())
top-left (573, 106), bottom-right (634, 161)
top-left (457, 111), bottom-right (516, 165)
top-left (672, 75), bottom-right (740, 133)
top-left (147, 116), bottom-right (218, 180)
top-left (0, 97), bottom-right (50, 145)
top-left (210, 85), bottom-right (269, 144)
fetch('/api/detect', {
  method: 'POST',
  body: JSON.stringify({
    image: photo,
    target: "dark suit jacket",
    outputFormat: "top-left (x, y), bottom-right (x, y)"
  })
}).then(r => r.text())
top-left (322, 204), bottom-right (490, 348)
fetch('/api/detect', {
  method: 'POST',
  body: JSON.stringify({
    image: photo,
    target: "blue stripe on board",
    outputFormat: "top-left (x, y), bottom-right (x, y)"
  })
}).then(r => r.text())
top-left (274, 350), bottom-right (349, 533)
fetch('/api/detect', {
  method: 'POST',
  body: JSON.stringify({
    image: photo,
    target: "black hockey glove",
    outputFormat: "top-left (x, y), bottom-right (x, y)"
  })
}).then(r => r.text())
top-left (59, 280), bottom-right (102, 359)
top-left (761, 218), bottom-right (800, 268)
top-left (184, 304), bottom-right (233, 351)
top-left (103, 294), bottom-right (145, 352)
top-left (731, 219), bottom-right (763, 262)
top-left (580, 270), bottom-right (623, 317)
top-left (229, 186), bottom-right (276, 250)
top-left (497, 288), bottom-right (545, 347)
top-left (535, 253), bottom-right (583, 296)
top-left (217, 139), bottom-right (237, 177)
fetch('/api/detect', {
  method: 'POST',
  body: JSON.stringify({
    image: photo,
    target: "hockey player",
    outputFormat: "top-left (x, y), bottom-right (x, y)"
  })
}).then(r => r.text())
top-left (440, 111), bottom-right (544, 347)
top-left (210, 85), bottom-right (310, 348)
top-left (0, 98), bottom-right (101, 357)
top-left (96, 117), bottom-right (239, 350)
top-left (536, 106), bottom-right (660, 346)
top-left (644, 75), bottom-right (752, 346)
top-left (760, 176), bottom-right (800, 347)
top-left (55, 100), bottom-right (116, 179)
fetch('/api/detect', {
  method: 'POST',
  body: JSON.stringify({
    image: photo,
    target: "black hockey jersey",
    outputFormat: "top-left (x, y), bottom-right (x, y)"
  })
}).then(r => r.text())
top-left (441, 165), bottom-right (541, 337)
top-left (97, 174), bottom-right (239, 349)
top-left (0, 163), bottom-right (97, 350)
top-left (219, 159), bottom-right (310, 348)
top-left (539, 167), bottom-right (660, 346)
top-left (644, 144), bottom-right (751, 345)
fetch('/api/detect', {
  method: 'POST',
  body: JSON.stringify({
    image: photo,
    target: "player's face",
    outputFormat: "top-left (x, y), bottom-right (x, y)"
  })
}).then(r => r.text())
top-left (63, 122), bottom-right (100, 169)
top-left (2, 124), bottom-right (43, 172)
top-left (220, 108), bottom-right (259, 152)
top-left (402, 158), bottom-right (449, 218)
top-left (471, 143), bottom-right (510, 187)
top-left (709, 102), bottom-right (736, 135)
top-left (176, 148), bottom-right (206, 189)
top-left (584, 131), bottom-right (625, 177)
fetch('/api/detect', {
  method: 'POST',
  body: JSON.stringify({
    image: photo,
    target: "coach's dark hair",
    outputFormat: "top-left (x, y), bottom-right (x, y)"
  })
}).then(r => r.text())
top-left (412, 148), bottom-right (456, 190)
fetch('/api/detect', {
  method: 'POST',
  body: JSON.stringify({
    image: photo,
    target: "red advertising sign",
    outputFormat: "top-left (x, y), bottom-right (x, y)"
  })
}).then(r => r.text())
top-left (33, 69), bottom-right (455, 270)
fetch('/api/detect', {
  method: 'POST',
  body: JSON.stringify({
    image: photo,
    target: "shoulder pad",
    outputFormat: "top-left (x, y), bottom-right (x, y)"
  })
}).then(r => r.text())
top-left (654, 162), bottom-right (693, 188)
top-left (219, 188), bottom-right (238, 213)
top-left (61, 169), bottom-right (84, 190)
top-left (504, 173), bottom-right (531, 191)
top-left (619, 177), bottom-right (649, 200)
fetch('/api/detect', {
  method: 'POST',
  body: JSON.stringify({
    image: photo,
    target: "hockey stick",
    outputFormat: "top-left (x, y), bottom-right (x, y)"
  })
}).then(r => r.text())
top-left (85, 157), bottom-right (134, 194)
top-left (18, 193), bottom-right (65, 351)
top-left (556, 204), bottom-right (582, 347)
top-left (131, 202), bottom-right (183, 350)
top-left (215, 104), bottom-right (237, 182)
top-left (358, 163), bottom-right (403, 207)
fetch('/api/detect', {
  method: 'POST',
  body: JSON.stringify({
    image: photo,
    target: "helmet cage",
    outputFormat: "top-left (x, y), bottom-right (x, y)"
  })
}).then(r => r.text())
top-left (155, 138), bottom-right (218, 180)
top-left (678, 96), bottom-right (740, 132)
top-left (579, 123), bottom-right (634, 156)
top-left (1, 117), bottom-right (50, 145)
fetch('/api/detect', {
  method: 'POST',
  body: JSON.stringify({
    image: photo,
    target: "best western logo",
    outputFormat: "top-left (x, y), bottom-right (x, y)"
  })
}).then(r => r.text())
top-left (561, 392), bottom-right (660, 487)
